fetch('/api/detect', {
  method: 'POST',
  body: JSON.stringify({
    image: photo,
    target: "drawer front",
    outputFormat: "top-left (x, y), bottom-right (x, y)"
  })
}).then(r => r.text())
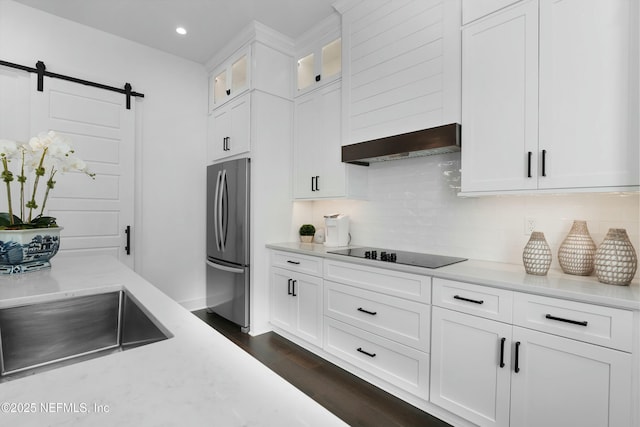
top-left (324, 318), bottom-right (429, 400)
top-left (432, 278), bottom-right (513, 323)
top-left (324, 260), bottom-right (431, 303)
top-left (324, 280), bottom-right (430, 351)
top-left (270, 251), bottom-right (323, 276)
top-left (512, 293), bottom-right (633, 352)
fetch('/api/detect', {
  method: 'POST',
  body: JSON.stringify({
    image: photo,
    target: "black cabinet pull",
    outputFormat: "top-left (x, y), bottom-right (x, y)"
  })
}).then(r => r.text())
top-left (287, 278), bottom-right (293, 295)
top-left (226, 89), bottom-right (231, 96)
top-left (545, 314), bottom-right (588, 327)
top-left (286, 260), bottom-right (301, 265)
top-left (357, 347), bottom-right (376, 358)
top-left (541, 149), bottom-right (547, 177)
top-left (315, 74), bottom-right (321, 82)
top-left (514, 341), bottom-right (521, 373)
top-left (453, 295), bottom-right (484, 305)
top-left (292, 280), bottom-right (297, 297)
top-left (527, 151), bottom-right (532, 178)
top-left (357, 307), bottom-right (377, 316)
top-left (311, 176), bottom-right (316, 191)
top-left (499, 337), bottom-right (506, 368)
top-left (125, 225), bottom-right (131, 255)
top-left (315, 176), bottom-right (319, 191)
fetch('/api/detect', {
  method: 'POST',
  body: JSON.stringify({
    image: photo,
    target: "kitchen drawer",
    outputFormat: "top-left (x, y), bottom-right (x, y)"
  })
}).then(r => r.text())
top-left (324, 317), bottom-right (429, 400)
top-left (324, 280), bottom-right (430, 351)
top-left (270, 250), bottom-right (323, 276)
top-left (432, 278), bottom-right (513, 323)
top-left (513, 293), bottom-right (633, 352)
top-left (323, 260), bottom-right (431, 303)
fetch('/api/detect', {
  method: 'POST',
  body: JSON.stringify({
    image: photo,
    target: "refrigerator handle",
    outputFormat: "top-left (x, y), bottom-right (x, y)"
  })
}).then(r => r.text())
top-left (213, 170), bottom-right (222, 251)
top-left (206, 259), bottom-right (244, 274)
top-left (220, 169), bottom-right (228, 251)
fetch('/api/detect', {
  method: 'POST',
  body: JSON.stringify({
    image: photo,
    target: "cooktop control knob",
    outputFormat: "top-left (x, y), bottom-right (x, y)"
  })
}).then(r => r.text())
top-left (380, 251), bottom-right (387, 261)
top-left (389, 253), bottom-right (397, 262)
top-left (364, 251), bottom-right (371, 259)
top-left (371, 250), bottom-right (377, 259)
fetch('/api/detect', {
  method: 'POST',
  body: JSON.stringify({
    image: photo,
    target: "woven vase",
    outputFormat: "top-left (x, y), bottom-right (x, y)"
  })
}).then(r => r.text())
top-left (523, 232), bottom-right (552, 276)
top-left (594, 228), bottom-right (638, 286)
top-left (558, 220), bottom-right (597, 276)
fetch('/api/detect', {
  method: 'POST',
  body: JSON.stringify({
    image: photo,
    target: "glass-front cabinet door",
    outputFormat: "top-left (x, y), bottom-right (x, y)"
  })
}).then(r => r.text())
top-left (209, 46), bottom-right (251, 111)
top-left (296, 38), bottom-right (341, 95)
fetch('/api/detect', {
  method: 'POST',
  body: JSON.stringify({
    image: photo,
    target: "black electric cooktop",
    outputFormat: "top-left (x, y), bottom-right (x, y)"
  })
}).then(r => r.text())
top-left (327, 247), bottom-right (467, 269)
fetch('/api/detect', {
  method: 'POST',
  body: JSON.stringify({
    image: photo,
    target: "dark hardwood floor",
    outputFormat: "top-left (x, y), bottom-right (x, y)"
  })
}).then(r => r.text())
top-left (192, 309), bottom-right (453, 427)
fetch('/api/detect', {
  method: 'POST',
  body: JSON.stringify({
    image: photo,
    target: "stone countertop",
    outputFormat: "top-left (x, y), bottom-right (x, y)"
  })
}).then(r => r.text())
top-left (0, 254), bottom-right (347, 427)
top-left (267, 242), bottom-right (640, 311)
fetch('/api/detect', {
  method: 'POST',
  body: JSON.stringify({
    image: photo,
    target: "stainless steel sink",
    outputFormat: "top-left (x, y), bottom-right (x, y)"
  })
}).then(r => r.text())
top-left (0, 290), bottom-right (171, 381)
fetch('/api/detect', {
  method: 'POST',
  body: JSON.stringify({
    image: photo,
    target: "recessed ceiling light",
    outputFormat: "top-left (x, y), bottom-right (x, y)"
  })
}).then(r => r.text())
top-left (176, 27), bottom-right (187, 35)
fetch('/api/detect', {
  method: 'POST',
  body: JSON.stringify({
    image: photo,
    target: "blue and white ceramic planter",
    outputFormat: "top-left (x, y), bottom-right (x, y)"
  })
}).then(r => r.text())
top-left (0, 227), bottom-right (62, 274)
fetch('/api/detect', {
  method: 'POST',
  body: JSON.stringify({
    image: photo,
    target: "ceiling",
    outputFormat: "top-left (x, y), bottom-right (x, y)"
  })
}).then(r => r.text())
top-left (14, 0), bottom-right (338, 64)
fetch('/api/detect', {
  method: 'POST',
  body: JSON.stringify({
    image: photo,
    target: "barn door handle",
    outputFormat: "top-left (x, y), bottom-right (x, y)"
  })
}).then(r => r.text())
top-left (125, 225), bottom-right (131, 255)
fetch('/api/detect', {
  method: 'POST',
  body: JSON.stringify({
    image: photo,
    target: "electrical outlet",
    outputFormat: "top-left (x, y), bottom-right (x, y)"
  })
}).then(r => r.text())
top-left (525, 217), bottom-right (537, 235)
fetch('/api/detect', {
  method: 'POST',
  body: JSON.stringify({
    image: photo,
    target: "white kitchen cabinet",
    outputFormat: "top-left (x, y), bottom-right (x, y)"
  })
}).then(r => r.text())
top-left (461, 0), bottom-right (639, 194)
top-left (209, 46), bottom-right (250, 110)
top-left (270, 266), bottom-right (323, 347)
top-left (207, 93), bottom-right (250, 162)
top-left (336, 0), bottom-right (461, 145)
top-left (537, 0), bottom-right (639, 190)
top-left (296, 37), bottom-right (341, 95)
top-left (322, 259), bottom-right (432, 403)
top-left (293, 80), bottom-right (367, 199)
top-left (460, 0), bottom-right (539, 193)
top-left (430, 306), bottom-right (512, 427)
top-left (431, 277), bottom-right (635, 427)
top-left (510, 326), bottom-right (633, 427)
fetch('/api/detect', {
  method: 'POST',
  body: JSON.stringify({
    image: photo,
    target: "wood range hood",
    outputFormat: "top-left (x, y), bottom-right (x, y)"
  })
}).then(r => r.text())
top-left (341, 123), bottom-right (461, 166)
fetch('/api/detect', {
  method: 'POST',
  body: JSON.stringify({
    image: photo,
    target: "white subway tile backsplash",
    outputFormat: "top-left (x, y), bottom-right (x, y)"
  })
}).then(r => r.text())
top-left (300, 153), bottom-right (639, 275)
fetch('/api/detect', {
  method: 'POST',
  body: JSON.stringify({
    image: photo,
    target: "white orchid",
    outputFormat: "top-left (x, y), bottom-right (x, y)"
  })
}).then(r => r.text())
top-left (0, 131), bottom-right (94, 228)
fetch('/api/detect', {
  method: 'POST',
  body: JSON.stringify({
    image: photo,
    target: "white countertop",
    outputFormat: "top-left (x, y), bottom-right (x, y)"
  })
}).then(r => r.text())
top-left (267, 242), bottom-right (640, 311)
top-left (0, 255), bottom-right (347, 427)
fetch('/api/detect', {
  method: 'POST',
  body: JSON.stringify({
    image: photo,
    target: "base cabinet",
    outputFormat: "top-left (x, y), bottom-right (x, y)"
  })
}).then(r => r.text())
top-left (270, 267), bottom-right (322, 347)
top-left (430, 307), bottom-right (512, 427)
top-left (431, 279), bottom-right (634, 427)
top-left (510, 327), bottom-right (632, 427)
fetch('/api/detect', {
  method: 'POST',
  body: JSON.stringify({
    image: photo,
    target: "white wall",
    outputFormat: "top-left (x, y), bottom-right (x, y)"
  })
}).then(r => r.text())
top-left (0, 0), bottom-right (208, 306)
top-left (301, 152), bottom-right (640, 277)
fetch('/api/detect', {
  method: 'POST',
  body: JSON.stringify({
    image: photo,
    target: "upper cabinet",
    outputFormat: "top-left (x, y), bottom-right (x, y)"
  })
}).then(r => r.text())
top-left (206, 22), bottom-right (294, 163)
top-left (296, 38), bottom-right (341, 95)
top-left (460, 0), bottom-right (640, 195)
top-left (294, 14), bottom-right (342, 96)
top-left (209, 46), bottom-right (251, 110)
top-left (335, 0), bottom-right (462, 145)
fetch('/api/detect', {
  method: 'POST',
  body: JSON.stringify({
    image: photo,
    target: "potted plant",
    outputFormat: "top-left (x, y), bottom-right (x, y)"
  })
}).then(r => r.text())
top-left (0, 131), bottom-right (94, 273)
top-left (299, 224), bottom-right (316, 243)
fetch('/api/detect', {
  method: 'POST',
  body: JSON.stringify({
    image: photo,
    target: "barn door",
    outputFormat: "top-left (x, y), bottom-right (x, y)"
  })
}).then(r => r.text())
top-left (30, 75), bottom-right (135, 268)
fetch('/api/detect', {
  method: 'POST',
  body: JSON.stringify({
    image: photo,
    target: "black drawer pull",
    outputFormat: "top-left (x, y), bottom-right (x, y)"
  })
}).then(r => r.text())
top-left (287, 279), bottom-right (293, 295)
top-left (357, 307), bottom-right (377, 316)
top-left (545, 314), bottom-right (588, 327)
top-left (286, 260), bottom-right (301, 265)
top-left (514, 341), bottom-right (521, 373)
top-left (499, 337), bottom-right (506, 368)
top-left (357, 347), bottom-right (376, 358)
top-left (453, 295), bottom-right (484, 305)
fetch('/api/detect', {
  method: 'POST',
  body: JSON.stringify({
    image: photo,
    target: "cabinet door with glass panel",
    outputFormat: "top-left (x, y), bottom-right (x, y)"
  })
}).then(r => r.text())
top-left (209, 46), bottom-right (251, 110)
top-left (296, 38), bottom-right (341, 96)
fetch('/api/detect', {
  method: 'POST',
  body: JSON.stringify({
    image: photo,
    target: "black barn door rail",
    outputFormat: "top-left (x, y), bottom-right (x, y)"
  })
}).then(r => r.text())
top-left (0, 59), bottom-right (144, 110)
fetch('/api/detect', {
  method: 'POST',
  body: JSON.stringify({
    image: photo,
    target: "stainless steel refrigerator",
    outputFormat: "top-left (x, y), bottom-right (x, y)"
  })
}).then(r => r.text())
top-left (206, 158), bottom-right (250, 332)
